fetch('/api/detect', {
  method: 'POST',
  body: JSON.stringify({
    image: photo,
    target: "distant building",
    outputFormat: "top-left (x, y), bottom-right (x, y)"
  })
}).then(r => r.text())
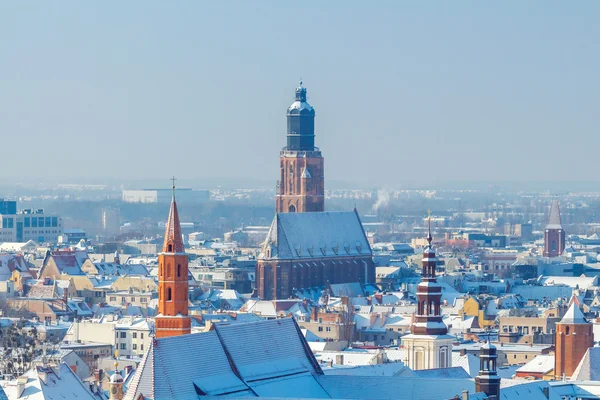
top-left (276, 84), bottom-right (324, 213)
top-left (102, 207), bottom-right (121, 236)
top-left (122, 188), bottom-right (209, 204)
top-left (0, 200), bottom-right (62, 244)
top-left (544, 199), bottom-right (565, 258)
top-left (466, 233), bottom-right (507, 248)
top-left (256, 211), bottom-right (375, 300)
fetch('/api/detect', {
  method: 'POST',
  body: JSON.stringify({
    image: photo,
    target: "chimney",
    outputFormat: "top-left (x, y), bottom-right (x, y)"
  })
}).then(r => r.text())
top-left (16, 376), bottom-right (27, 397)
top-left (311, 307), bottom-right (318, 322)
top-left (462, 390), bottom-right (469, 400)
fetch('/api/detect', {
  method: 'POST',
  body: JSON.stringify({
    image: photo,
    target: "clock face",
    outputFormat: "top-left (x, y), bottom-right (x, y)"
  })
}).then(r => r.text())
top-left (111, 386), bottom-right (117, 394)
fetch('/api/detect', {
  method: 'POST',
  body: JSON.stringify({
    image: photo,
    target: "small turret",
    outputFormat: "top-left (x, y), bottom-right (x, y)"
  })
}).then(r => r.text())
top-left (109, 351), bottom-right (124, 400)
top-left (475, 341), bottom-right (501, 400)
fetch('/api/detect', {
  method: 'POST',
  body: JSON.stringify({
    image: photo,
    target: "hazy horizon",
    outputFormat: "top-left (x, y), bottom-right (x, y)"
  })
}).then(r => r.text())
top-left (1, 2), bottom-right (599, 187)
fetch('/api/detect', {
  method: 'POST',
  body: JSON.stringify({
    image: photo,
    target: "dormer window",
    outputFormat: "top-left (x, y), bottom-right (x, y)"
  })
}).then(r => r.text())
top-left (168, 243), bottom-right (173, 252)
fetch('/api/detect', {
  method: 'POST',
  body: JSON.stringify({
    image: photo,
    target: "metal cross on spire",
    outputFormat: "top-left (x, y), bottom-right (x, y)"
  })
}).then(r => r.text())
top-left (171, 176), bottom-right (177, 198)
top-left (427, 209), bottom-right (433, 245)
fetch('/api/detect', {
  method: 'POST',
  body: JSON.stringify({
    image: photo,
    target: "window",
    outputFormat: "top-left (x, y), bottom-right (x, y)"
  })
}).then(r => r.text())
top-left (120, 343), bottom-right (126, 350)
top-left (121, 297), bottom-right (126, 303)
top-left (109, 297), bottom-right (116, 302)
top-left (133, 332), bottom-right (137, 339)
top-left (513, 354), bottom-right (516, 359)
top-left (133, 344), bottom-right (137, 350)
top-left (32, 218), bottom-right (38, 227)
top-left (140, 344), bottom-right (144, 351)
top-left (318, 327), bottom-right (323, 332)
top-left (167, 287), bottom-right (172, 301)
top-left (45, 217), bottom-right (51, 227)
top-left (131, 297), bottom-right (135, 302)
top-left (326, 327), bottom-right (331, 332)
top-left (566, 326), bottom-right (570, 335)
top-left (120, 332), bottom-right (126, 338)
top-left (52, 217), bottom-right (58, 227)
top-left (168, 244), bottom-right (173, 252)
top-left (140, 333), bottom-right (144, 339)
top-left (141, 297), bottom-right (147, 303)
top-left (24, 217), bottom-right (30, 228)
top-left (177, 264), bottom-right (181, 278)
top-left (38, 217), bottom-right (44, 227)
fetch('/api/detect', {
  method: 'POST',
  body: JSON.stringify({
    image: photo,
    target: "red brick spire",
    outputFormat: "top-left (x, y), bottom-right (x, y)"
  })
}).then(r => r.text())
top-left (162, 177), bottom-right (184, 253)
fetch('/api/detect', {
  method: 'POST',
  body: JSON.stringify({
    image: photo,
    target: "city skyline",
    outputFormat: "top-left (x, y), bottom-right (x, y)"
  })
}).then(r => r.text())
top-left (1, 2), bottom-right (599, 187)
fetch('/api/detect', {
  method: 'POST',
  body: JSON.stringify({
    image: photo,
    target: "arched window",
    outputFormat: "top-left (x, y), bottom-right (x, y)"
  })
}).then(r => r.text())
top-left (289, 204), bottom-right (296, 212)
top-left (439, 347), bottom-right (447, 368)
top-left (552, 240), bottom-right (557, 251)
top-left (168, 243), bottom-right (173, 252)
top-left (566, 326), bottom-right (570, 335)
top-left (167, 287), bottom-right (172, 301)
top-left (177, 264), bottom-right (181, 278)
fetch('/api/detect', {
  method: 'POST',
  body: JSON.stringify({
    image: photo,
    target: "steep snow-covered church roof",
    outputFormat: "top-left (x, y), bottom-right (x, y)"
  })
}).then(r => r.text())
top-left (558, 302), bottom-right (587, 324)
top-left (260, 211), bottom-right (371, 260)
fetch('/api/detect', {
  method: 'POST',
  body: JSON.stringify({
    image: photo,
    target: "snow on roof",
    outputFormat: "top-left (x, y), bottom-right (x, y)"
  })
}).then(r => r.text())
top-left (1, 363), bottom-right (96, 400)
top-left (451, 352), bottom-right (480, 378)
top-left (323, 363), bottom-right (410, 377)
top-left (516, 354), bottom-right (555, 374)
top-left (538, 275), bottom-right (598, 289)
top-left (499, 380), bottom-right (562, 400)
top-left (317, 375), bottom-right (475, 400)
top-left (260, 211), bottom-right (371, 260)
top-left (125, 318), bottom-right (321, 399)
top-left (559, 302), bottom-right (588, 324)
top-left (546, 199), bottom-right (563, 230)
top-left (571, 347), bottom-right (600, 381)
top-left (413, 366), bottom-right (471, 379)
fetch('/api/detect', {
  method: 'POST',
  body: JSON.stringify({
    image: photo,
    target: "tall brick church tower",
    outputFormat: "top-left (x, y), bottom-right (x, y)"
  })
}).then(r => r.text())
top-left (155, 181), bottom-right (191, 338)
top-left (555, 300), bottom-right (593, 380)
top-left (543, 199), bottom-right (565, 257)
top-left (276, 83), bottom-right (324, 213)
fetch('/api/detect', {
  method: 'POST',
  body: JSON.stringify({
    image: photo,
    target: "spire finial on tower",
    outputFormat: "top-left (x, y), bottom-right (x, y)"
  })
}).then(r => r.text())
top-left (114, 350), bottom-right (119, 372)
top-left (171, 176), bottom-right (177, 199)
top-left (427, 210), bottom-right (433, 245)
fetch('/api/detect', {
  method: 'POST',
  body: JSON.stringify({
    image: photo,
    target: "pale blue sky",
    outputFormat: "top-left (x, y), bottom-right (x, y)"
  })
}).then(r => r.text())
top-left (0, 2), bottom-right (598, 188)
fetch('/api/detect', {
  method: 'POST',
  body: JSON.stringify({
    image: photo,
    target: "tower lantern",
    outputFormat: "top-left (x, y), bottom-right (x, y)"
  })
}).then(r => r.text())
top-left (475, 341), bottom-right (501, 400)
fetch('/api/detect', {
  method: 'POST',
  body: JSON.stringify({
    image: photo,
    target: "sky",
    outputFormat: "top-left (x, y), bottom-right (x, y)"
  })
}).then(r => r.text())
top-left (0, 1), bottom-right (599, 189)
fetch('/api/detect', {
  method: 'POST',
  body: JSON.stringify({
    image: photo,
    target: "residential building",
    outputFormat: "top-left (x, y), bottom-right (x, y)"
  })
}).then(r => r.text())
top-left (544, 199), bottom-right (566, 258)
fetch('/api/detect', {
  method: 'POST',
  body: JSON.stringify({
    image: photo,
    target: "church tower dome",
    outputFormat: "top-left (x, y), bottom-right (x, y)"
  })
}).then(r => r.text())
top-left (286, 82), bottom-right (316, 151)
top-left (476, 341), bottom-right (501, 400)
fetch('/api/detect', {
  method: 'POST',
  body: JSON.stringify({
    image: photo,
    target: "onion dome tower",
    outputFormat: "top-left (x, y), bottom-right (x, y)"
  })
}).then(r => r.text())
top-left (402, 213), bottom-right (453, 370)
top-left (475, 341), bottom-right (501, 400)
top-left (543, 199), bottom-right (565, 257)
top-left (554, 300), bottom-right (593, 380)
top-left (109, 352), bottom-right (124, 400)
top-left (155, 178), bottom-right (191, 338)
top-left (276, 82), bottom-right (325, 213)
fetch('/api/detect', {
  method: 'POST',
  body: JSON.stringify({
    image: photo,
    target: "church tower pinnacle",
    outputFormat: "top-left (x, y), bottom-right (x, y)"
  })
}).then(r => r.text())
top-left (276, 82), bottom-right (325, 213)
top-left (155, 177), bottom-right (191, 338)
top-left (402, 213), bottom-right (453, 370)
top-left (543, 199), bottom-right (565, 257)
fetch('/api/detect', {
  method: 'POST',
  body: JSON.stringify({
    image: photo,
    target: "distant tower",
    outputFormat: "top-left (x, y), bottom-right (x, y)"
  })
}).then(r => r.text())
top-left (475, 341), bottom-right (501, 400)
top-left (154, 178), bottom-right (191, 338)
top-left (275, 83), bottom-right (325, 213)
top-left (403, 214), bottom-right (453, 370)
top-left (114, 250), bottom-right (120, 265)
top-left (543, 199), bottom-right (565, 257)
top-left (554, 300), bottom-right (593, 380)
top-left (109, 352), bottom-right (124, 400)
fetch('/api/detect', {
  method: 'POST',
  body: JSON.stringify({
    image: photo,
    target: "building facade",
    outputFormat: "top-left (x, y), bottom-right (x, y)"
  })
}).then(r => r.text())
top-left (154, 188), bottom-right (191, 338)
top-left (0, 200), bottom-right (62, 244)
top-left (276, 84), bottom-right (324, 213)
top-left (544, 199), bottom-right (565, 257)
top-left (403, 221), bottom-right (453, 370)
top-left (256, 211), bottom-right (374, 300)
top-left (122, 188), bottom-right (209, 204)
top-left (554, 301), bottom-right (593, 380)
